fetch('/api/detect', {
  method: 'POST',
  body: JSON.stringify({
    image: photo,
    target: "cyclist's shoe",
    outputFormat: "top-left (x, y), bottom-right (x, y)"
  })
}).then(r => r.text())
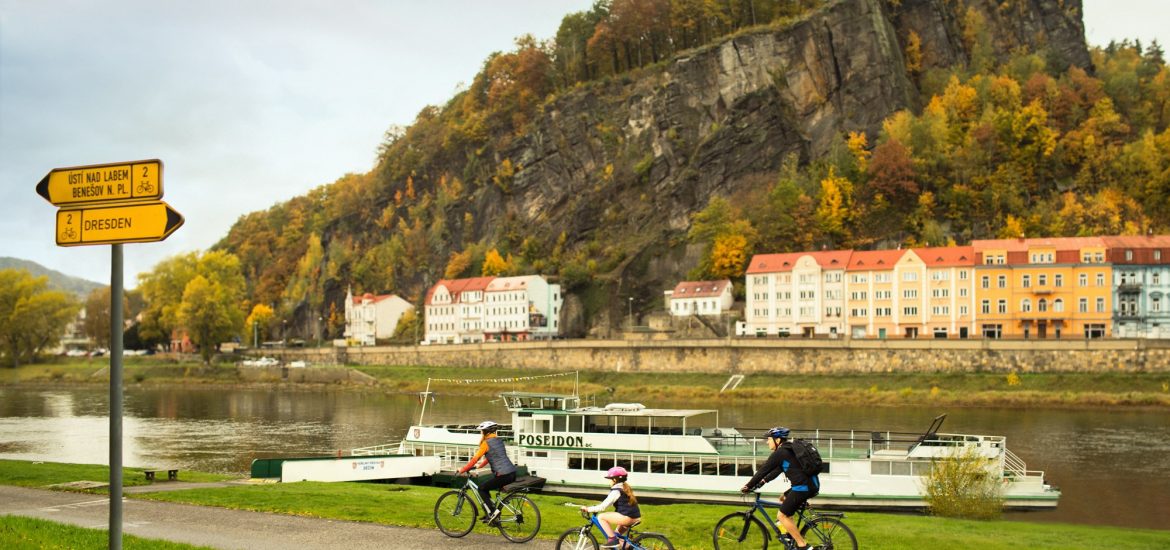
top-left (600, 536), bottom-right (621, 548)
top-left (481, 509), bottom-right (501, 525)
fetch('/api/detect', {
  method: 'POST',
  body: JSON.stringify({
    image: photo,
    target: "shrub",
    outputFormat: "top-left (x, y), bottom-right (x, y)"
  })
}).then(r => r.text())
top-left (922, 446), bottom-right (1005, 519)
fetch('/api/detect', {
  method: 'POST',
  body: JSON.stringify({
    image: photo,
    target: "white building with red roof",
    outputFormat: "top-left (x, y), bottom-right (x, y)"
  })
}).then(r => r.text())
top-left (484, 275), bottom-right (563, 342)
top-left (742, 250), bottom-right (851, 337)
top-left (665, 280), bottom-right (733, 316)
top-left (344, 288), bottom-right (414, 346)
top-left (425, 275), bottom-right (561, 344)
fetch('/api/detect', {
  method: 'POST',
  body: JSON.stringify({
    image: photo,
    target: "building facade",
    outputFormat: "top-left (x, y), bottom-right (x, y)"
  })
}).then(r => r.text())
top-left (344, 288), bottom-right (414, 346)
top-left (665, 280), bottom-right (734, 317)
top-left (742, 235), bottom-right (1167, 339)
top-left (425, 275), bottom-right (561, 344)
top-left (484, 275), bottom-right (563, 342)
top-left (1103, 236), bottom-right (1170, 338)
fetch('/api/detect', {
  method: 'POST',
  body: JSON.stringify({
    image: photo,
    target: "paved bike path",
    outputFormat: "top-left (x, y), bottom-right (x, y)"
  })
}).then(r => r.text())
top-left (0, 485), bottom-right (553, 549)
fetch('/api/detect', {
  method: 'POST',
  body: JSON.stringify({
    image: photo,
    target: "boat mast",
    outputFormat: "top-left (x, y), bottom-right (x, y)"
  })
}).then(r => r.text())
top-left (418, 378), bottom-right (432, 425)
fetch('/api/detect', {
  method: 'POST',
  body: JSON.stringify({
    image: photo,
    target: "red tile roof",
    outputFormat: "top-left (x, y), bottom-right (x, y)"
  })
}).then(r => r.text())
top-left (1100, 235), bottom-right (1170, 248)
top-left (846, 249), bottom-right (905, 271)
top-left (972, 237), bottom-right (1105, 252)
top-left (425, 276), bottom-right (496, 305)
top-left (913, 246), bottom-right (975, 267)
top-left (672, 280), bottom-right (731, 298)
top-left (747, 251), bottom-right (853, 274)
top-left (352, 293), bottom-right (401, 305)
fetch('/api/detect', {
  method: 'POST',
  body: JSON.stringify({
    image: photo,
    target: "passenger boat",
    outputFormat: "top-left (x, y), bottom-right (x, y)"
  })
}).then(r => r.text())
top-left (353, 390), bottom-right (1060, 510)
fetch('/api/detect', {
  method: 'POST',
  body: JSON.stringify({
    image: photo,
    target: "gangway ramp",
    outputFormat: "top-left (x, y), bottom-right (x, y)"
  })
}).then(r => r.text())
top-left (251, 454), bottom-right (440, 483)
top-left (721, 374), bottom-right (745, 393)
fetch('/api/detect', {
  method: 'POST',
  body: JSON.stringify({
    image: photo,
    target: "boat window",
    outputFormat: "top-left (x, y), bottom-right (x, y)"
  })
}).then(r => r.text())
top-left (615, 415), bottom-right (650, 435)
top-left (871, 461), bottom-right (892, 475)
top-left (912, 461), bottom-right (931, 476)
top-left (583, 454), bottom-right (600, 470)
top-left (701, 458), bottom-right (718, 476)
top-left (632, 456), bottom-right (649, 473)
top-left (737, 459), bottom-right (755, 476)
top-left (568, 452), bottom-right (582, 469)
top-left (719, 461), bottom-right (737, 476)
top-left (553, 416), bottom-right (566, 432)
top-left (666, 457), bottom-right (684, 474)
top-left (684, 459), bottom-right (700, 475)
top-left (616, 455), bottom-right (633, 472)
top-left (891, 462), bottom-right (912, 476)
top-left (586, 415), bottom-right (615, 434)
top-left (649, 457), bottom-right (667, 474)
top-left (649, 416), bottom-right (684, 435)
top-left (569, 415), bottom-right (584, 432)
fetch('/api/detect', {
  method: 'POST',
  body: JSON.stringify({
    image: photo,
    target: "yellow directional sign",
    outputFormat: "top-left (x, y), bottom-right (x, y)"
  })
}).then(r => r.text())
top-left (56, 201), bottom-right (184, 247)
top-left (36, 159), bottom-right (163, 207)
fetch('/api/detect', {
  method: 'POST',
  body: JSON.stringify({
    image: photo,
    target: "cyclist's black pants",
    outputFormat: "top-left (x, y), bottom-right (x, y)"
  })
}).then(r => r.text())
top-left (479, 472), bottom-right (516, 513)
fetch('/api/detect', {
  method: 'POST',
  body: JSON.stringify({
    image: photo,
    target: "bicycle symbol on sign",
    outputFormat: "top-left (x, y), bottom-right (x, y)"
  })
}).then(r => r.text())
top-left (136, 181), bottom-right (154, 195)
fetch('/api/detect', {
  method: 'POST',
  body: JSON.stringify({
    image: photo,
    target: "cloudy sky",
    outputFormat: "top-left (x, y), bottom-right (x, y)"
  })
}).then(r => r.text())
top-left (0, 0), bottom-right (1165, 286)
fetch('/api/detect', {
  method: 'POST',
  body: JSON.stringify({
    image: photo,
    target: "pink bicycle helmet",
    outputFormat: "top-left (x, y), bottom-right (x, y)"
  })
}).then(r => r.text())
top-left (605, 466), bottom-right (629, 479)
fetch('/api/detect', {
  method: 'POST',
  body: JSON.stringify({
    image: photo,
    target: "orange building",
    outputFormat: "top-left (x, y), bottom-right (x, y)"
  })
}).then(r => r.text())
top-left (972, 237), bottom-right (1111, 339)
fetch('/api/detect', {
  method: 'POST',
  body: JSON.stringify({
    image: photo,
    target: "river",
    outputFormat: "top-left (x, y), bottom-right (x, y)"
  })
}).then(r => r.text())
top-left (1, 385), bottom-right (1167, 530)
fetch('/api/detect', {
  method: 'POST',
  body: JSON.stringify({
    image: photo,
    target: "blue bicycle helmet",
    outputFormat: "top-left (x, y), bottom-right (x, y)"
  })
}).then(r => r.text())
top-left (766, 427), bottom-right (790, 439)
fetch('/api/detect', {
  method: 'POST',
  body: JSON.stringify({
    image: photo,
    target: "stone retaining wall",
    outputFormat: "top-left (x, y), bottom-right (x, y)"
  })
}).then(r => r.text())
top-left (261, 339), bottom-right (1170, 374)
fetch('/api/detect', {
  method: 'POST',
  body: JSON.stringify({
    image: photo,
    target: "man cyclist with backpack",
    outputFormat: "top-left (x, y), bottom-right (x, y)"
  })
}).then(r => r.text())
top-left (458, 420), bottom-right (517, 524)
top-left (740, 427), bottom-right (821, 550)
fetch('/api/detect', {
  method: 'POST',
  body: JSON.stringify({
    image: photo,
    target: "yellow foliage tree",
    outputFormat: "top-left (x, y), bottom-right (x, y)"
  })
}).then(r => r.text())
top-left (710, 233), bottom-right (749, 279)
top-left (445, 250), bottom-right (474, 279)
top-left (482, 248), bottom-right (512, 276)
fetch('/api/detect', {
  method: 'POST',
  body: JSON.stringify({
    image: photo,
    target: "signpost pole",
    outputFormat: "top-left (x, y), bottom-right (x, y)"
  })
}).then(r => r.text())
top-left (109, 244), bottom-right (124, 550)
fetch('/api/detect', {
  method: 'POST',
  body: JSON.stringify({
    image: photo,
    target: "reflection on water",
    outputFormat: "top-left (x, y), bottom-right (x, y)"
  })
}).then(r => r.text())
top-left (0, 386), bottom-right (1167, 530)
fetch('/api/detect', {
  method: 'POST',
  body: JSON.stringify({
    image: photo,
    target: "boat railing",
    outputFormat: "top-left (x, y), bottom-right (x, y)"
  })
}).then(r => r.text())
top-left (1003, 448), bottom-right (1045, 479)
top-left (710, 428), bottom-right (1008, 459)
top-left (352, 442), bottom-right (404, 456)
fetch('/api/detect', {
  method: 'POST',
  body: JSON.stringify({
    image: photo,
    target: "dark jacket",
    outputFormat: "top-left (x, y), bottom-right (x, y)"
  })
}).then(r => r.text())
top-left (744, 441), bottom-right (820, 492)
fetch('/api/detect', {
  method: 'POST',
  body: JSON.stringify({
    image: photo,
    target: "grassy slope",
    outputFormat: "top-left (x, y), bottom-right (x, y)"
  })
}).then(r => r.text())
top-left (4, 360), bottom-right (1170, 407)
top-left (0, 459), bottom-right (233, 489)
top-left (0, 516), bottom-right (213, 550)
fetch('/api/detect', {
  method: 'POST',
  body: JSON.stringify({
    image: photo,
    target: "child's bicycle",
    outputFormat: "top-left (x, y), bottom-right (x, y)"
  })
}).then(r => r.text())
top-left (712, 490), bottom-right (857, 549)
top-left (556, 509), bottom-right (674, 550)
top-left (433, 473), bottom-right (541, 543)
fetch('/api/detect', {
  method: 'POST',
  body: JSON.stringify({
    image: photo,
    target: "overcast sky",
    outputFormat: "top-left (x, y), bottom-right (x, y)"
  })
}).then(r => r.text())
top-left (0, 0), bottom-right (1165, 287)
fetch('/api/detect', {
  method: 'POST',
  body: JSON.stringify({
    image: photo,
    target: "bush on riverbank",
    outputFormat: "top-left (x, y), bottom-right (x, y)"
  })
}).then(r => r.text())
top-left (923, 447), bottom-right (1005, 520)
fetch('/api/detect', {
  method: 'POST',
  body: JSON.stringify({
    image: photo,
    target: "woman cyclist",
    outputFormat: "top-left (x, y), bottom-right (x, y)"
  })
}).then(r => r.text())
top-left (580, 466), bottom-right (641, 548)
top-left (458, 420), bottom-right (517, 524)
top-left (741, 427), bottom-right (820, 550)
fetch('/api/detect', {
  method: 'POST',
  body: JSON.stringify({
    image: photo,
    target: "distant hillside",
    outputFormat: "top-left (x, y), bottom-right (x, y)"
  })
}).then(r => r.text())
top-left (0, 257), bottom-right (103, 298)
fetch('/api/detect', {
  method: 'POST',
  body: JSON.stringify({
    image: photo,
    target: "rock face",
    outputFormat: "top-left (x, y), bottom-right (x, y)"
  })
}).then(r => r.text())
top-left (488, 0), bottom-right (1089, 333)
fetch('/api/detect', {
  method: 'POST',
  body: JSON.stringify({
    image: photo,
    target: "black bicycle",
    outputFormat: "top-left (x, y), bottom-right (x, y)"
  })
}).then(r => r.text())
top-left (433, 474), bottom-right (541, 543)
top-left (712, 490), bottom-right (857, 549)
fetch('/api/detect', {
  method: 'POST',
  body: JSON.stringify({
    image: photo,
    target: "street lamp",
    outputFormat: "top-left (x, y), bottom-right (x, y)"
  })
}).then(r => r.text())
top-left (282, 320), bottom-right (287, 347)
top-left (317, 316), bottom-right (323, 348)
top-left (252, 320), bottom-right (258, 349)
top-left (628, 296), bottom-right (634, 330)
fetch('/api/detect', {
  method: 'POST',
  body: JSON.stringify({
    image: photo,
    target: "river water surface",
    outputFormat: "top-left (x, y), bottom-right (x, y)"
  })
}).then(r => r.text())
top-left (1, 386), bottom-right (1167, 530)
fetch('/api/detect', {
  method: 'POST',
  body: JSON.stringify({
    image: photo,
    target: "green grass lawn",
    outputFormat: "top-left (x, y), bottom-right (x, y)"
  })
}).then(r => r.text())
top-left (2, 460), bottom-right (1166, 549)
top-left (135, 480), bottom-right (1170, 550)
top-left (0, 459), bottom-right (233, 490)
top-left (0, 516), bottom-right (214, 550)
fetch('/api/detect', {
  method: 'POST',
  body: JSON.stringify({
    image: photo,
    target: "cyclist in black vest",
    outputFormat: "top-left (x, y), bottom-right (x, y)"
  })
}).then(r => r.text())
top-left (458, 420), bottom-right (517, 524)
top-left (741, 427), bottom-right (820, 550)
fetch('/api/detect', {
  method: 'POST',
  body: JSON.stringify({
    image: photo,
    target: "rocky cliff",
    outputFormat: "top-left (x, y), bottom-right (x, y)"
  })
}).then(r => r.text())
top-left (219, 0), bottom-right (1091, 337)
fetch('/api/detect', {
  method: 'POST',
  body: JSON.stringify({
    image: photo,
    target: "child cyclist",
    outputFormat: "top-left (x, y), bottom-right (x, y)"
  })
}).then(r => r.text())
top-left (580, 466), bottom-right (641, 548)
top-left (457, 420), bottom-right (517, 524)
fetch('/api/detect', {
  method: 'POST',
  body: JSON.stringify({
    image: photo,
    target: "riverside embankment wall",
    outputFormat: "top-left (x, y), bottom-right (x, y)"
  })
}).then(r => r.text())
top-left (268, 339), bottom-right (1170, 374)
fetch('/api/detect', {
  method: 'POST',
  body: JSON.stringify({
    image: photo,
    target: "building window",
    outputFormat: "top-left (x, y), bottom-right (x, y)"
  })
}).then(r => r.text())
top-left (981, 300), bottom-right (990, 314)
top-left (997, 275), bottom-right (1007, 289)
top-left (903, 307), bottom-right (918, 316)
top-left (1096, 297), bottom-right (1106, 313)
top-left (960, 305), bottom-right (969, 316)
top-left (1021, 299), bottom-right (1032, 313)
top-left (959, 288), bottom-right (968, 297)
top-left (1055, 274), bottom-right (1063, 287)
top-left (1038, 299), bottom-right (1048, 312)
top-left (1097, 273), bottom-right (1105, 287)
top-left (1156, 250), bottom-right (1163, 262)
top-left (998, 300), bottom-right (1007, 314)
top-left (1126, 250), bottom-right (1134, 261)
top-left (1084, 324), bottom-right (1106, 339)
top-left (1054, 299), bottom-right (1064, 313)
top-left (903, 289), bottom-right (918, 299)
top-left (959, 270), bottom-right (969, 280)
top-left (1154, 272), bottom-right (1161, 286)
top-left (982, 324), bottom-right (1003, 338)
top-left (1022, 275), bottom-right (1031, 288)
top-left (1079, 273), bottom-right (1088, 287)
top-left (1154, 297), bottom-right (1162, 312)
top-left (981, 276), bottom-right (990, 289)
top-left (1079, 298), bottom-right (1088, 313)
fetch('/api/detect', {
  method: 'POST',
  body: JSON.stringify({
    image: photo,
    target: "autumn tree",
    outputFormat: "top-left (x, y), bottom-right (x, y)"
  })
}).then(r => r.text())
top-left (816, 167), bottom-right (855, 247)
top-left (83, 286), bottom-right (128, 349)
top-left (482, 248), bottom-right (514, 276)
top-left (0, 270), bottom-right (77, 367)
top-left (244, 303), bottom-right (275, 347)
top-left (139, 251), bottom-right (246, 360)
top-left (688, 196), bottom-right (758, 279)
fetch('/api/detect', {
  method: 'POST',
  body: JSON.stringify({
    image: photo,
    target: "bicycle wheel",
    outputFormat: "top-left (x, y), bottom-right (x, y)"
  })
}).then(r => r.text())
top-left (497, 492), bottom-right (541, 543)
top-left (633, 533), bottom-right (674, 550)
top-left (434, 489), bottom-right (477, 538)
top-left (713, 511), bottom-right (769, 549)
top-left (556, 526), bottom-right (599, 550)
top-left (800, 516), bottom-right (857, 550)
